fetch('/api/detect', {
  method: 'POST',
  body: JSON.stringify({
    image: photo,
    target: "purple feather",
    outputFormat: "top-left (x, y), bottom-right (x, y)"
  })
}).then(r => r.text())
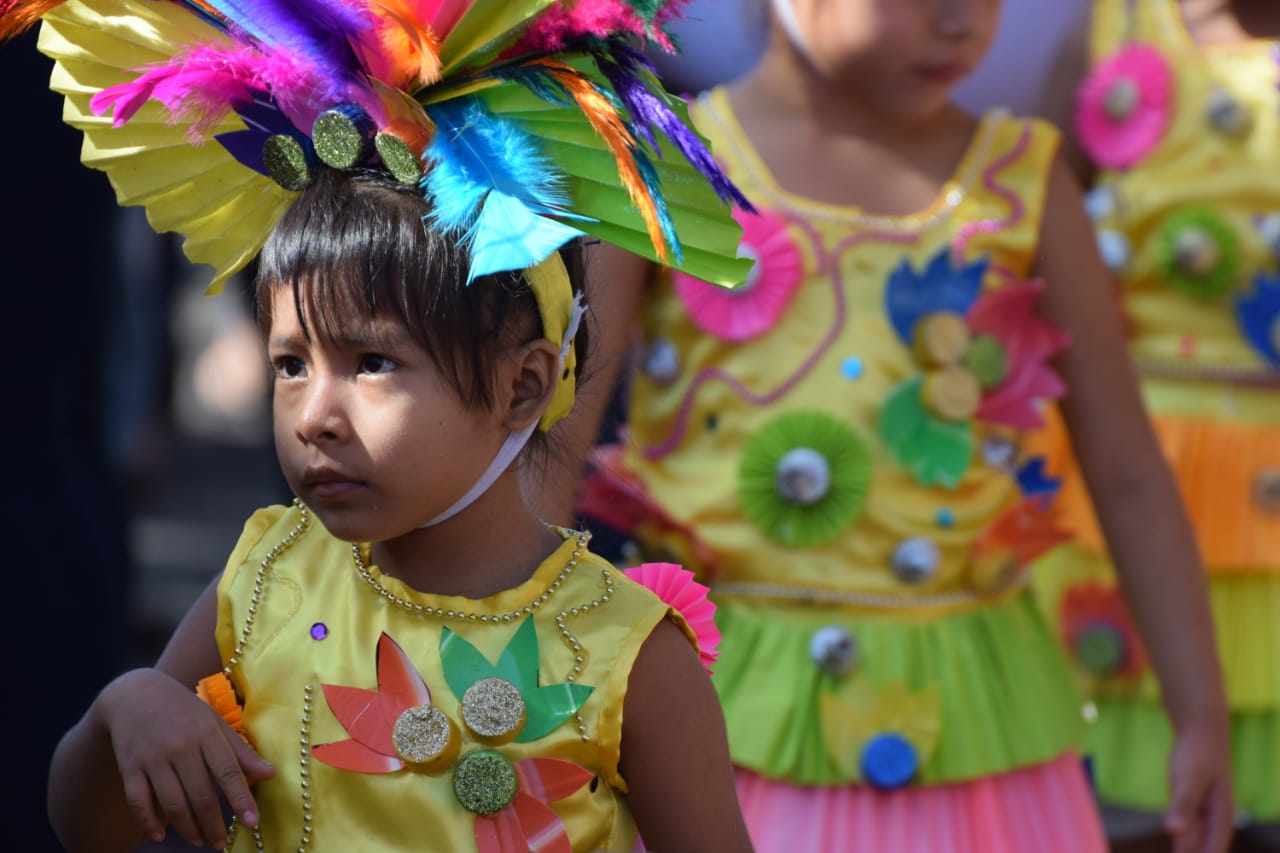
top-left (188, 0), bottom-right (373, 87)
top-left (596, 43), bottom-right (755, 212)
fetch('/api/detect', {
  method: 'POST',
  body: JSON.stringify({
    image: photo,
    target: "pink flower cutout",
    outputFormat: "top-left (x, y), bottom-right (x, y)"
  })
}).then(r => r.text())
top-left (1075, 42), bottom-right (1173, 170)
top-left (673, 207), bottom-right (802, 342)
top-left (623, 562), bottom-right (721, 673)
top-left (968, 281), bottom-right (1070, 430)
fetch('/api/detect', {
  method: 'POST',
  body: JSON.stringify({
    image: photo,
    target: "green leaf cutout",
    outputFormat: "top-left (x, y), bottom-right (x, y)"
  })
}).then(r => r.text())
top-left (440, 617), bottom-right (595, 743)
top-left (878, 377), bottom-right (973, 488)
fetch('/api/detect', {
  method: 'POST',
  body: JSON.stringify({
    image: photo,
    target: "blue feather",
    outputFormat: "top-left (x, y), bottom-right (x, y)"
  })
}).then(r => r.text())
top-left (423, 98), bottom-right (588, 277)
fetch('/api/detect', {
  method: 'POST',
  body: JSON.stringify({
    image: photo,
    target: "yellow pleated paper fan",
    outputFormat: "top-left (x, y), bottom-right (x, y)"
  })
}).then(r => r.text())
top-left (38, 0), bottom-right (296, 292)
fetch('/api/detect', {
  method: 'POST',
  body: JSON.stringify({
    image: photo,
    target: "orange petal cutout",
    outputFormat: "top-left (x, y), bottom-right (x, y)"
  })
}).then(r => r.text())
top-left (196, 672), bottom-right (245, 738)
top-left (320, 683), bottom-right (400, 755)
top-left (376, 632), bottom-right (434, 712)
top-left (475, 806), bottom-right (527, 853)
top-left (532, 58), bottom-right (669, 263)
top-left (512, 791), bottom-right (573, 853)
top-left (973, 497), bottom-right (1072, 566)
top-left (0, 0), bottom-right (66, 40)
top-left (515, 757), bottom-right (594, 803)
top-left (311, 738), bottom-right (405, 774)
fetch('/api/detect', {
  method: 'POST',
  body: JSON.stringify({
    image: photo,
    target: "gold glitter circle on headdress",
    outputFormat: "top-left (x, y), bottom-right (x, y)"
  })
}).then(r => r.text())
top-left (392, 704), bottom-right (460, 773)
top-left (453, 749), bottom-right (519, 815)
top-left (263, 134), bottom-right (315, 192)
top-left (460, 677), bottom-right (527, 745)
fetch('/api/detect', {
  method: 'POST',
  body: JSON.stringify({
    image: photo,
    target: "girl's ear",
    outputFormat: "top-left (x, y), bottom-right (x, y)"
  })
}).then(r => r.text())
top-left (499, 337), bottom-right (560, 431)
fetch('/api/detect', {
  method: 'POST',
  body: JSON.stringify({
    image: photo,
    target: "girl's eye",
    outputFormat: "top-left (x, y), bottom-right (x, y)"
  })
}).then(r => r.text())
top-left (272, 356), bottom-right (305, 379)
top-left (359, 354), bottom-right (396, 375)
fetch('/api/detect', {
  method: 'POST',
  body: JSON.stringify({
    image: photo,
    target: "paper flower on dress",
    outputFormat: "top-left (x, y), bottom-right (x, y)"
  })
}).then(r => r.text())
top-left (1075, 42), bottom-right (1173, 170)
top-left (1158, 208), bottom-right (1242, 298)
top-left (440, 616), bottom-right (593, 744)
top-left (577, 442), bottom-right (720, 574)
top-left (313, 632), bottom-right (461, 774)
top-left (673, 206), bottom-right (804, 341)
top-left (879, 249), bottom-right (1069, 487)
top-left (1235, 272), bottom-right (1280, 366)
top-left (737, 410), bottom-right (873, 547)
top-left (624, 562), bottom-right (721, 672)
top-left (196, 672), bottom-right (246, 739)
top-left (818, 682), bottom-right (941, 789)
top-left (967, 497), bottom-right (1072, 595)
top-left (1059, 582), bottom-right (1148, 680)
top-left (460, 751), bottom-right (594, 853)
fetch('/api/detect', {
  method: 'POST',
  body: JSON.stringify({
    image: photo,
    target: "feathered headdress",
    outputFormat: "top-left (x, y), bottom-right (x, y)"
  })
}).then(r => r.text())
top-left (6, 0), bottom-right (753, 433)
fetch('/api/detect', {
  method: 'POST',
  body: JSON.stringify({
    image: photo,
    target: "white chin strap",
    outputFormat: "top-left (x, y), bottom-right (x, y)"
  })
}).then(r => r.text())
top-left (771, 0), bottom-right (812, 62)
top-left (419, 294), bottom-right (587, 529)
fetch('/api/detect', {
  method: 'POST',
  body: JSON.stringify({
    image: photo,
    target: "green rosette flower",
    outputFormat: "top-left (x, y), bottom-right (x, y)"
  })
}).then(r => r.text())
top-left (738, 410), bottom-right (873, 547)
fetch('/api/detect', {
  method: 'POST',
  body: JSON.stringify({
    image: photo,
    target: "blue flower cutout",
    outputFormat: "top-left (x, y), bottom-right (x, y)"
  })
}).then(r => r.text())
top-left (885, 248), bottom-right (988, 344)
top-left (1235, 273), bottom-right (1280, 366)
top-left (1016, 456), bottom-right (1062, 506)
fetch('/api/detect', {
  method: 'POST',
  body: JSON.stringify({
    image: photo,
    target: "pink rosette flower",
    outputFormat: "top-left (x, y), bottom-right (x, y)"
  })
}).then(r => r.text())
top-left (1075, 42), bottom-right (1173, 170)
top-left (673, 207), bottom-right (802, 342)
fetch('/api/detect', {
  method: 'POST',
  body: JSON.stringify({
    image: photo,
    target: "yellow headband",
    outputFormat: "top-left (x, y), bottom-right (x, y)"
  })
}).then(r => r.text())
top-left (526, 252), bottom-right (581, 432)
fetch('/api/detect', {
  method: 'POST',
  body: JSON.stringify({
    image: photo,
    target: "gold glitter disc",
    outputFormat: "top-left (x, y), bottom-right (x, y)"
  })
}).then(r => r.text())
top-left (392, 705), bottom-right (459, 772)
top-left (312, 104), bottom-right (374, 169)
top-left (453, 749), bottom-right (518, 815)
top-left (461, 677), bottom-right (527, 745)
top-left (375, 132), bottom-right (424, 185)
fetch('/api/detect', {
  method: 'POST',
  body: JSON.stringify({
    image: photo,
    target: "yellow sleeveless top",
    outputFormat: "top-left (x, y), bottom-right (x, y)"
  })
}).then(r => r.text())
top-left (624, 89), bottom-right (1062, 613)
top-left (214, 502), bottom-right (682, 852)
top-left (611, 89), bottom-right (1088, 787)
top-left (1041, 0), bottom-right (1280, 568)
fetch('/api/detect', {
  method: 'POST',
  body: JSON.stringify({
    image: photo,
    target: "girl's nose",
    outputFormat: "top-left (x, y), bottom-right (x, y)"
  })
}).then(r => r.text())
top-left (295, 377), bottom-right (350, 444)
top-left (934, 0), bottom-right (980, 39)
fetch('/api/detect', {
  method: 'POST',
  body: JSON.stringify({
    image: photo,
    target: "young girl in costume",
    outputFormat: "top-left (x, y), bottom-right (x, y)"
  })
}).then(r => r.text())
top-left (569, 0), bottom-right (1237, 850)
top-left (1032, 1), bottom-right (1280, 850)
top-left (14, 1), bottom-right (757, 851)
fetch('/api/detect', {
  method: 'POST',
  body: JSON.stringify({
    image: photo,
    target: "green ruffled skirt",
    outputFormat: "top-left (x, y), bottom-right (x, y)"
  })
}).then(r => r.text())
top-left (710, 589), bottom-right (1086, 786)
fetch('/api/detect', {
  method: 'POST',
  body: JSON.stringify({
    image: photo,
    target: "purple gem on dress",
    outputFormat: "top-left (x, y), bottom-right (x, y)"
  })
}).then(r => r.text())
top-left (310, 622), bottom-right (329, 641)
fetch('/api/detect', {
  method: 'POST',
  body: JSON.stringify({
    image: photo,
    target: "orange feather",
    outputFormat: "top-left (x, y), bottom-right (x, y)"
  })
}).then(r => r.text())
top-left (360, 0), bottom-right (443, 90)
top-left (532, 58), bottom-right (670, 263)
top-left (0, 0), bottom-right (67, 41)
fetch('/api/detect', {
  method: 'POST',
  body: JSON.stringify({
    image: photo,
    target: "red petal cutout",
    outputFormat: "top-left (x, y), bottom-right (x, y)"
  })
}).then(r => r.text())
top-left (311, 738), bottom-right (404, 773)
top-left (321, 683), bottom-right (398, 755)
top-left (375, 632), bottom-right (433, 713)
top-left (474, 808), bottom-right (526, 853)
top-left (512, 792), bottom-right (573, 853)
top-left (515, 757), bottom-right (594, 803)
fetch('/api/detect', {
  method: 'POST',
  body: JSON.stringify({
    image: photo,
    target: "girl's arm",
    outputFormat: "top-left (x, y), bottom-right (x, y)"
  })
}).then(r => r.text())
top-left (527, 241), bottom-right (652, 527)
top-left (1036, 11), bottom-right (1095, 187)
top-left (620, 618), bottom-right (754, 853)
top-left (1034, 157), bottom-right (1233, 853)
top-left (48, 576), bottom-right (274, 853)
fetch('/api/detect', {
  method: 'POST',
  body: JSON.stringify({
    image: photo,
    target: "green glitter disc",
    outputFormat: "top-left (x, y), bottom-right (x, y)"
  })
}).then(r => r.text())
top-left (375, 132), bottom-right (423, 185)
top-left (965, 334), bottom-right (1009, 389)
top-left (262, 135), bottom-right (313, 192)
top-left (453, 750), bottom-right (518, 815)
top-left (312, 107), bottom-right (369, 168)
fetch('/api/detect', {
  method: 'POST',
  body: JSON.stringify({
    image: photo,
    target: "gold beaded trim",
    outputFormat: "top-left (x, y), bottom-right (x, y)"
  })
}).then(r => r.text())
top-left (1135, 358), bottom-right (1280, 387)
top-left (351, 528), bottom-right (610, 740)
top-left (712, 573), bottom-right (1031, 610)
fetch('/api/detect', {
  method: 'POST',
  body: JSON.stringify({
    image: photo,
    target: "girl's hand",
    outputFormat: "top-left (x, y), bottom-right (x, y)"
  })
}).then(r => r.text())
top-left (96, 667), bottom-right (275, 849)
top-left (1165, 716), bottom-right (1234, 853)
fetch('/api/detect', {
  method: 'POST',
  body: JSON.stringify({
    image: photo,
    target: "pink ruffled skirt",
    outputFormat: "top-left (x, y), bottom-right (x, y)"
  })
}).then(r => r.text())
top-left (733, 752), bottom-right (1106, 853)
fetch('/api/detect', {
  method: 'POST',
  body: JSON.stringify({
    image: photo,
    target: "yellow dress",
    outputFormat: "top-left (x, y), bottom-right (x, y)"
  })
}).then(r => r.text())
top-left (616, 87), bottom-right (1087, 790)
top-left (213, 502), bottom-right (689, 852)
top-left (1033, 0), bottom-right (1279, 822)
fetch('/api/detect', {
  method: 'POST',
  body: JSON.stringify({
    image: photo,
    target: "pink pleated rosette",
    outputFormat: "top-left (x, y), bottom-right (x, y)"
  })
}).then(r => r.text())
top-left (1075, 42), bottom-right (1173, 170)
top-left (673, 206), bottom-right (802, 341)
top-left (623, 562), bottom-right (721, 673)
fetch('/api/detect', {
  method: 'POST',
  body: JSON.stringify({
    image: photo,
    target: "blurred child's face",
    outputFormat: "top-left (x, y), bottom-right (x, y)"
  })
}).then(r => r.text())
top-left (265, 285), bottom-right (510, 543)
top-left (782, 0), bottom-right (1001, 118)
